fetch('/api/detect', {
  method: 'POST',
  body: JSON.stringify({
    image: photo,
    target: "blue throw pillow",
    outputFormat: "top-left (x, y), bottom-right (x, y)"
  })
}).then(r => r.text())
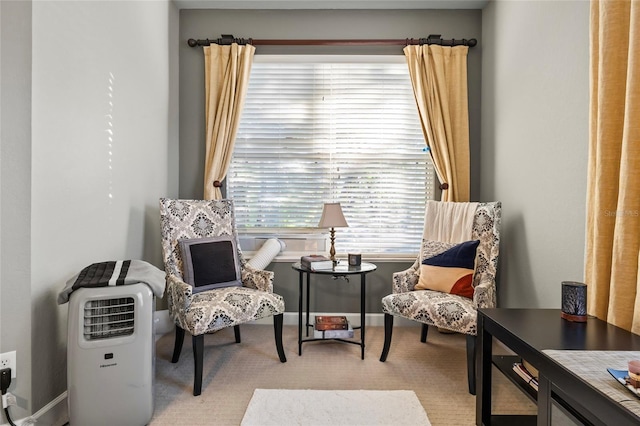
top-left (415, 240), bottom-right (480, 298)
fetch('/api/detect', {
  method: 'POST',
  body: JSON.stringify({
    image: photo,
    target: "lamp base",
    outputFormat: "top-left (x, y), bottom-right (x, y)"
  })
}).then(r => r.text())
top-left (329, 227), bottom-right (336, 262)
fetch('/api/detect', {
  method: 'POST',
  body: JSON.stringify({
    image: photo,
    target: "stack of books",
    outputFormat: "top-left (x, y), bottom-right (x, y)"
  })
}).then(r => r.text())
top-left (301, 255), bottom-right (333, 271)
top-left (512, 362), bottom-right (539, 391)
top-left (313, 315), bottom-right (354, 339)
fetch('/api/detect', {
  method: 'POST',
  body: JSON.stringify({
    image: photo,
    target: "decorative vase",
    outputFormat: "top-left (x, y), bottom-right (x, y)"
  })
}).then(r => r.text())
top-left (561, 281), bottom-right (587, 322)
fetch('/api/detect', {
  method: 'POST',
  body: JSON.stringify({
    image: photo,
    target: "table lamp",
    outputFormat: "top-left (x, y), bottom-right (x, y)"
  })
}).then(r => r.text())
top-left (318, 202), bottom-right (348, 263)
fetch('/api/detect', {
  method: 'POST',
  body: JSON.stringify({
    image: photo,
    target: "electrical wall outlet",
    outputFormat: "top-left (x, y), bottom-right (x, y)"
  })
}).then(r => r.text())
top-left (0, 351), bottom-right (16, 378)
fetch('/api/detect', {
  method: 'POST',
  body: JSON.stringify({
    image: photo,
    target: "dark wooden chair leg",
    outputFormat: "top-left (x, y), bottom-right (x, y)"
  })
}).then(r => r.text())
top-left (466, 334), bottom-right (477, 395)
top-left (420, 323), bottom-right (429, 343)
top-left (192, 334), bottom-right (204, 396)
top-left (171, 325), bottom-right (185, 363)
top-left (234, 325), bottom-right (241, 343)
top-left (273, 313), bottom-right (287, 362)
top-left (379, 313), bottom-right (394, 362)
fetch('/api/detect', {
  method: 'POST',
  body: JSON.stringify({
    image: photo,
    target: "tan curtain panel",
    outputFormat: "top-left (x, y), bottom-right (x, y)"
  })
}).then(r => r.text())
top-left (404, 44), bottom-right (470, 202)
top-left (203, 43), bottom-right (255, 200)
top-left (586, 0), bottom-right (640, 333)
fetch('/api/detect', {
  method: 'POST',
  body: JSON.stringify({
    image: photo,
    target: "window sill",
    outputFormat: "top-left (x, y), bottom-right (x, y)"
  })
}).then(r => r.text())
top-left (243, 251), bottom-right (417, 264)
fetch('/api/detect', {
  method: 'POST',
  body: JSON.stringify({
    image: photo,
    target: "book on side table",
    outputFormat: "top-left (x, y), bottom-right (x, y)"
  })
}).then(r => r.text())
top-left (315, 315), bottom-right (349, 330)
top-left (314, 321), bottom-right (354, 339)
top-left (301, 255), bottom-right (334, 271)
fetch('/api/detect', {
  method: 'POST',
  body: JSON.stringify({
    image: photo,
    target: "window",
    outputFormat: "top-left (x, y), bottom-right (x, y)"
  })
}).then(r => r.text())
top-left (228, 56), bottom-right (434, 255)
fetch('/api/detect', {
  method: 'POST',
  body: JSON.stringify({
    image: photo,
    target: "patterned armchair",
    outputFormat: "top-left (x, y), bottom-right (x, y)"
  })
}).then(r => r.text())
top-left (379, 201), bottom-right (501, 395)
top-left (159, 198), bottom-right (286, 396)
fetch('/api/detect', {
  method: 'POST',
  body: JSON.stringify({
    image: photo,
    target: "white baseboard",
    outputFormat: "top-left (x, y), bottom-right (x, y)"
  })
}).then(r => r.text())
top-left (254, 312), bottom-right (421, 327)
top-left (153, 312), bottom-right (422, 329)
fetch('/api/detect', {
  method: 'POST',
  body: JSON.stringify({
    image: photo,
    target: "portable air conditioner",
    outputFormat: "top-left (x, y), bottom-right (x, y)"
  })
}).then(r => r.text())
top-left (67, 283), bottom-right (155, 426)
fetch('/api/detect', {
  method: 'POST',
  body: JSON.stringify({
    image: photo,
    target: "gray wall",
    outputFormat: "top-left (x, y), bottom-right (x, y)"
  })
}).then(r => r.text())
top-left (0, 0), bottom-right (180, 420)
top-left (0, 0), bottom-right (34, 418)
top-left (179, 9), bottom-right (482, 313)
top-left (270, 262), bottom-right (409, 315)
top-left (481, 0), bottom-right (590, 308)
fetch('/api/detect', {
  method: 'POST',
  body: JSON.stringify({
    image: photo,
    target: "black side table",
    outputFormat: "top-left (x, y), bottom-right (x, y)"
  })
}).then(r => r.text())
top-left (292, 261), bottom-right (377, 359)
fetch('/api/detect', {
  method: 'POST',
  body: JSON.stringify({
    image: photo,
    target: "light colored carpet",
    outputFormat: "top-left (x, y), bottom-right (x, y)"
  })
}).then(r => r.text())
top-left (240, 389), bottom-right (431, 426)
top-left (150, 324), bottom-right (535, 425)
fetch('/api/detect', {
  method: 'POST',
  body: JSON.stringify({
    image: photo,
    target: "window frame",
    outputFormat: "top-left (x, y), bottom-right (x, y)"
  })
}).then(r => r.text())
top-left (228, 54), bottom-right (435, 261)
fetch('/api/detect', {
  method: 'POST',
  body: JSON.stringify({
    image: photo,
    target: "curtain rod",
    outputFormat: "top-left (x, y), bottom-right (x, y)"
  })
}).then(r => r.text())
top-left (187, 34), bottom-right (477, 48)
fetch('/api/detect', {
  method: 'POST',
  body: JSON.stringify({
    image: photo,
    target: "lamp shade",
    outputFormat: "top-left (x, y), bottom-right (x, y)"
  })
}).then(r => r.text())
top-left (318, 203), bottom-right (348, 228)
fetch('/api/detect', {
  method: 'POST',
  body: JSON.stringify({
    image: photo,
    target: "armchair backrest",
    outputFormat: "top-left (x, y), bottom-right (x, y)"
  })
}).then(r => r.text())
top-left (159, 198), bottom-right (245, 279)
top-left (468, 202), bottom-right (501, 289)
top-left (420, 201), bottom-right (501, 289)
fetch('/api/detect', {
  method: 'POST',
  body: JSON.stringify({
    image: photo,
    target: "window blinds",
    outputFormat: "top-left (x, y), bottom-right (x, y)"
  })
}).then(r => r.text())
top-left (228, 57), bottom-right (434, 254)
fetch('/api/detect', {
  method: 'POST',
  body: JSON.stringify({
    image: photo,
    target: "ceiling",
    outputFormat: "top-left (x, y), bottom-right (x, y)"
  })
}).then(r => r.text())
top-left (173, 0), bottom-right (489, 9)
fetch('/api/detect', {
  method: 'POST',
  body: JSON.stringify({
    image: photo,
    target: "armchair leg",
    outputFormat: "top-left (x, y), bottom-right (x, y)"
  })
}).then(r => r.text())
top-left (466, 334), bottom-right (477, 395)
top-left (171, 325), bottom-right (185, 363)
top-left (379, 313), bottom-right (394, 362)
top-left (192, 334), bottom-right (204, 396)
top-left (234, 325), bottom-right (241, 343)
top-left (420, 324), bottom-right (429, 343)
top-left (273, 313), bottom-right (287, 362)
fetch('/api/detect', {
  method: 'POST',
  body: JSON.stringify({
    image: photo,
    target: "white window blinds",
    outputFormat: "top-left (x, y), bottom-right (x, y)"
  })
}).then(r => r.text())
top-left (228, 56), bottom-right (434, 255)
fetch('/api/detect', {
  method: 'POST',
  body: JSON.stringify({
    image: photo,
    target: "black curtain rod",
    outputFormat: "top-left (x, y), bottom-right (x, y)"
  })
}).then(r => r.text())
top-left (187, 34), bottom-right (477, 48)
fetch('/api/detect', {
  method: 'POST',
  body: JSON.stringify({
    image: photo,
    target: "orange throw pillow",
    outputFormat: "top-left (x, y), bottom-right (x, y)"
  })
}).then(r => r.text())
top-left (414, 240), bottom-right (480, 299)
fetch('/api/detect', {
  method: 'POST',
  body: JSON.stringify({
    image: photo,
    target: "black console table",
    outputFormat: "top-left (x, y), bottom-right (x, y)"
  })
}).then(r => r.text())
top-left (292, 261), bottom-right (377, 359)
top-left (477, 308), bottom-right (640, 426)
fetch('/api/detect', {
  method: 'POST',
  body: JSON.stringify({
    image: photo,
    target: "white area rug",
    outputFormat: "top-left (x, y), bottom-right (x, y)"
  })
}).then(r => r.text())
top-left (241, 389), bottom-right (431, 426)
